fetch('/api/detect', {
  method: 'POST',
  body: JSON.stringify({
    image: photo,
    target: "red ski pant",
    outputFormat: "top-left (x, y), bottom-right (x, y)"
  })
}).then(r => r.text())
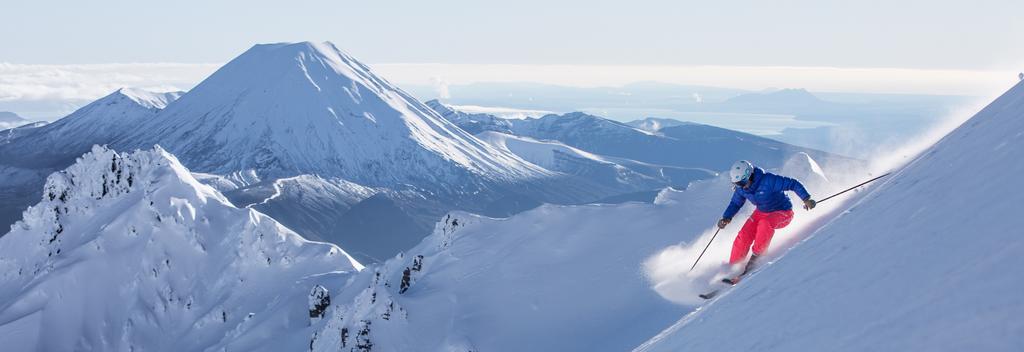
top-left (730, 209), bottom-right (794, 264)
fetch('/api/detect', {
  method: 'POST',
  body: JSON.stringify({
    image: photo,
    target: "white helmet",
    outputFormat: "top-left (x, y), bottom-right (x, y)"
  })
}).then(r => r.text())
top-left (729, 160), bottom-right (754, 184)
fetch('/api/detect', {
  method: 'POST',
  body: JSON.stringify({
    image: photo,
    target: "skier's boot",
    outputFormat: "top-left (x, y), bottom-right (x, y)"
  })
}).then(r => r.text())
top-left (722, 254), bottom-right (759, 285)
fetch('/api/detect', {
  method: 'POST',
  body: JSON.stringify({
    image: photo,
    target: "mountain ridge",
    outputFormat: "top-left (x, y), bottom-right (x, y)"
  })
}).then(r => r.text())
top-left (0, 87), bottom-right (183, 168)
top-left (0, 145), bottom-right (362, 351)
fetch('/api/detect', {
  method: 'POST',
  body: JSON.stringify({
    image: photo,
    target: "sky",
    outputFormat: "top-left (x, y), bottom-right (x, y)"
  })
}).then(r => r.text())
top-left (2, 0), bottom-right (1023, 118)
top-left (4, 0), bottom-right (1023, 68)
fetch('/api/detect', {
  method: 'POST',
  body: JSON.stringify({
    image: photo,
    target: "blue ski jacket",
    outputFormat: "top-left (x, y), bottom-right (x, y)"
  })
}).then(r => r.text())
top-left (722, 167), bottom-right (811, 220)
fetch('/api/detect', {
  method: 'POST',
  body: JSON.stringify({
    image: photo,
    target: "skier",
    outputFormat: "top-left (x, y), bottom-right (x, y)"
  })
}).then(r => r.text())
top-left (717, 160), bottom-right (815, 283)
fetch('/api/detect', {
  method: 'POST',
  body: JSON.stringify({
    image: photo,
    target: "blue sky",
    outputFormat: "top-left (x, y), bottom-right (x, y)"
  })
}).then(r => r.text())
top-left (4, 0), bottom-right (1022, 69)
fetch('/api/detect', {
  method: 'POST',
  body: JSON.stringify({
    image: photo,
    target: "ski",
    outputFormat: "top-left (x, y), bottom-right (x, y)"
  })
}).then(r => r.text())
top-left (698, 256), bottom-right (759, 299)
top-left (698, 277), bottom-right (742, 300)
top-left (698, 277), bottom-right (740, 300)
top-left (698, 290), bottom-right (720, 300)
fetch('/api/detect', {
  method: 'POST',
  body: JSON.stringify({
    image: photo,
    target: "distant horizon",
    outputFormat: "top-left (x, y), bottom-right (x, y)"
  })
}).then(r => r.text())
top-left (2, 58), bottom-right (1019, 121)
top-left (4, 59), bottom-right (1018, 93)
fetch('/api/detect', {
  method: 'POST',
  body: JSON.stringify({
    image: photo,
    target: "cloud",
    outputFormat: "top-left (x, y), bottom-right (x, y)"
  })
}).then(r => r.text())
top-left (429, 76), bottom-right (450, 99)
top-left (0, 62), bottom-right (217, 102)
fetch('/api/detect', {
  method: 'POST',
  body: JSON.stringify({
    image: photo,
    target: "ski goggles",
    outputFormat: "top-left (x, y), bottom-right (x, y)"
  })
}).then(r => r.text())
top-left (733, 180), bottom-right (749, 187)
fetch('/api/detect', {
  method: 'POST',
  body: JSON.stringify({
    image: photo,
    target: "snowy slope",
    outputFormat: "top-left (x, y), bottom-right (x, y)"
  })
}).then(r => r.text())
top-left (0, 146), bottom-right (361, 351)
top-left (425, 99), bottom-right (515, 135)
top-left (305, 153), bottom-right (842, 352)
top-left (446, 104), bottom-right (554, 120)
top-left (0, 121), bottom-right (47, 145)
top-left (0, 88), bottom-right (181, 235)
top-left (310, 190), bottom-right (716, 352)
top-left (116, 87), bottom-right (183, 109)
top-left (116, 42), bottom-right (547, 186)
top-left (477, 130), bottom-right (612, 170)
top-left (477, 130), bottom-right (713, 191)
top-left (218, 175), bottom-right (405, 262)
top-left (636, 82), bottom-right (1024, 351)
top-left (0, 88), bottom-right (182, 169)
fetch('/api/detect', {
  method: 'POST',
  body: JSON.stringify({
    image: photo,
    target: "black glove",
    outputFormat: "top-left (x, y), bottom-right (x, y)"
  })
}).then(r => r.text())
top-left (803, 198), bottom-right (816, 210)
top-left (717, 218), bottom-right (731, 229)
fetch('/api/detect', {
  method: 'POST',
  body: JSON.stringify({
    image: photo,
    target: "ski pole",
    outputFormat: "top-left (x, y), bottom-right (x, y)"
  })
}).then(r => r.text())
top-left (817, 172), bottom-right (891, 205)
top-left (689, 227), bottom-right (721, 271)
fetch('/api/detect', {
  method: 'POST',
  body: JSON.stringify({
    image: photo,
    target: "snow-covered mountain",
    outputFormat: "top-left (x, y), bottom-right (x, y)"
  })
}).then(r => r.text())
top-left (476, 130), bottom-right (713, 192)
top-left (431, 102), bottom-right (713, 192)
top-left (428, 105), bottom-right (850, 188)
top-left (424, 99), bottom-right (515, 135)
top-left (635, 82), bottom-right (1024, 351)
top-left (115, 42), bottom-right (546, 186)
top-left (447, 109), bottom-right (845, 175)
top-left (0, 146), bottom-right (361, 351)
top-left (0, 121), bottom-right (47, 145)
top-left (0, 88), bottom-right (181, 236)
top-left (0, 88), bottom-right (182, 169)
